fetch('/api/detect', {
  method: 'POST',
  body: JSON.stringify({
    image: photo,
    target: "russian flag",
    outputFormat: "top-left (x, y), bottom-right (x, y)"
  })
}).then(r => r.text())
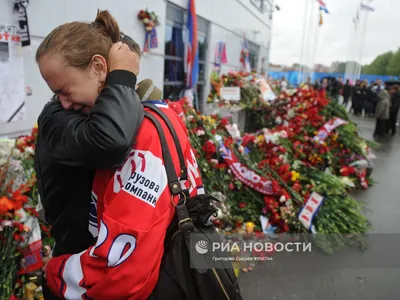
top-left (185, 0), bottom-right (199, 89)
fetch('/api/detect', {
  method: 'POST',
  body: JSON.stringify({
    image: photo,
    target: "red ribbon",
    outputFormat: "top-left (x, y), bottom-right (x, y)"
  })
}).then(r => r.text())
top-left (220, 145), bottom-right (275, 195)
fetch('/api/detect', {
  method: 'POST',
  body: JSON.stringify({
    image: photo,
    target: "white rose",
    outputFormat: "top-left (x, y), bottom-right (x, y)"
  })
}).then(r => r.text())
top-left (24, 146), bottom-right (34, 155)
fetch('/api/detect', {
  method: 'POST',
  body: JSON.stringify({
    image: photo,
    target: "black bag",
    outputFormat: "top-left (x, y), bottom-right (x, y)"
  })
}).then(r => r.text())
top-left (143, 103), bottom-right (242, 300)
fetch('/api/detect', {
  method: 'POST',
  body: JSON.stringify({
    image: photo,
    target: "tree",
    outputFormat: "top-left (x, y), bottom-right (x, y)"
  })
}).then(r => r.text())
top-left (386, 49), bottom-right (400, 76)
top-left (362, 51), bottom-right (394, 75)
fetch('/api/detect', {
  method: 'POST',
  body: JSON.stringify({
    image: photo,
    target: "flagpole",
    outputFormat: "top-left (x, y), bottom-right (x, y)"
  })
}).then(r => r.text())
top-left (298, 0), bottom-right (312, 85)
top-left (357, 12), bottom-right (369, 81)
top-left (305, 0), bottom-right (317, 82)
top-left (310, 9), bottom-right (321, 82)
top-left (345, 1), bottom-right (359, 82)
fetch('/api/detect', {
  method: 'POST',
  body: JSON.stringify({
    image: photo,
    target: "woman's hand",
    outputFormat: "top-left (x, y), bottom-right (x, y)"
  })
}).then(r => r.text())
top-left (108, 42), bottom-right (140, 76)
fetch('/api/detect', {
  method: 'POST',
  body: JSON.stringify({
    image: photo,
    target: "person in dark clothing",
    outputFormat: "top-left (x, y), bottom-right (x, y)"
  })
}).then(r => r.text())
top-left (369, 79), bottom-right (384, 116)
top-left (387, 85), bottom-right (400, 135)
top-left (362, 83), bottom-right (375, 117)
top-left (342, 79), bottom-right (353, 107)
top-left (353, 81), bottom-right (370, 115)
top-left (328, 77), bottom-right (342, 102)
top-left (34, 12), bottom-right (144, 299)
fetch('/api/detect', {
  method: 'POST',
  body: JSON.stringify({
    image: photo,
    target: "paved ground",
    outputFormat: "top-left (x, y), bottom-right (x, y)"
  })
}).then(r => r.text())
top-left (239, 115), bottom-right (400, 300)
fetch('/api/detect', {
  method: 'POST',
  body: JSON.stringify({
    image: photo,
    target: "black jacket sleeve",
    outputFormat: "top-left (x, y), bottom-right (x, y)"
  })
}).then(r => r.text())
top-left (37, 70), bottom-right (144, 169)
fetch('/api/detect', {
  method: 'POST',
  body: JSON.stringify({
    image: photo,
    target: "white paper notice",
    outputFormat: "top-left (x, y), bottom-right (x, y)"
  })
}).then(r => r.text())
top-left (220, 87), bottom-right (241, 101)
top-left (0, 24), bottom-right (25, 123)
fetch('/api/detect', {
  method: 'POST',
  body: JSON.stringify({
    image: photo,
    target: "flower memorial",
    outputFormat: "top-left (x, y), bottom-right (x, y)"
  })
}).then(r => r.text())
top-left (167, 78), bottom-right (375, 254)
top-left (0, 125), bottom-right (52, 300)
top-left (1, 72), bottom-right (377, 297)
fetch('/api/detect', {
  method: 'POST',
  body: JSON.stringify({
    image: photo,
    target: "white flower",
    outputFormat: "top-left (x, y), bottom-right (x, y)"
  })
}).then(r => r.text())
top-left (279, 196), bottom-right (286, 203)
top-left (24, 146), bottom-right (34, 155)
top-left (196, 130), bottom-right (205, 136)
top-left (280, 130), bottom-right (288, 138)
top-left (340, 177), bottom-right (355, 187)
top-left (0, 149), bottom-right (7, 158)
top-left (210, 159), bottom-right (219, 165)
top-left (283, 120), bottom-right (290, 127)
top-left (0, 138), bottom-right (15, 160)
top-left (279, 154), bottom-right (288, 163)
top-left (11, 148), bottom-right (21, 158)
top-left (292, 160), bottom-right (302, 170)
top-left (1, 220), bottom-right (13, 228)
top-left (287, 108), bottom-right (295, 119)
top-left (275, 116), bottom-right (282, 124)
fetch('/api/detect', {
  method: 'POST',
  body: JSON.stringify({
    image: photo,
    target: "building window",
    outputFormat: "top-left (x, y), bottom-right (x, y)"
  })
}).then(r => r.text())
top-left (250, 0), bottom-right (272, 13)
top-left (248, 41), bottom-right (260, 71)
top-left (163, 3), bottom-right (209, 106)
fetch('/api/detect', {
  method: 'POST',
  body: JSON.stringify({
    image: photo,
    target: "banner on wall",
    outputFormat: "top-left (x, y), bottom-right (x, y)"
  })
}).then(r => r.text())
top-left (13, 1), bottom-right (31, 47)
top-left (0, 24), bottom-right (26, 124)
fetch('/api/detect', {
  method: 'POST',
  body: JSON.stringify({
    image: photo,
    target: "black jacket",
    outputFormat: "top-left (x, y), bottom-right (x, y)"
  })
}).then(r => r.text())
top-left (34, 70), bottom-right (144, 256)
top-left (343, 84), bottom-right (353, 98)
top-left (390, 92), bottom-right (400, 113)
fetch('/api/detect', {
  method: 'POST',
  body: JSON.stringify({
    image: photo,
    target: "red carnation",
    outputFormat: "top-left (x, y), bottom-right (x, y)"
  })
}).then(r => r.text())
top-left (220, 117), bottom-right (229, 126)
top-left (340, 166), bottom-right (356, 176)
top-left (202, 140), bottom-right (216, 158)
top-left (242, 134), bottom-right (255, 147)
top-left (292, 182), bottom-right (302, 192)
top-left (272, 180), bottom-right (281, 193)
top-left (238, 202), bottom-right (247, 209)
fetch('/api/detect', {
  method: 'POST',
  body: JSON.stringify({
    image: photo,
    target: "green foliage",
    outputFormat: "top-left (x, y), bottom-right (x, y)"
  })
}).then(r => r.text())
top-left (362, 49), bottom-right (400, 76)
top-left (386, 49), bottom-right (400, 76)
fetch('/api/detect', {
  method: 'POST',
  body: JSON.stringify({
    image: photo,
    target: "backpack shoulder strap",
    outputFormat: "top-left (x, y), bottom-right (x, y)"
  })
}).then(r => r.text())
top-left (144, 111), bottom-right (194, 245)
top-left (144, 112), bottom-right (182, 196)
top-left (143, 102), bottom-right (187, 181)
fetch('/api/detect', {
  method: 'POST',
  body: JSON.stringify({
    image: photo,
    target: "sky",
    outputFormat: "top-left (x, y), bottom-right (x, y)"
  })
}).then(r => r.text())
top-left (269, 0), bottom-right (400, 67)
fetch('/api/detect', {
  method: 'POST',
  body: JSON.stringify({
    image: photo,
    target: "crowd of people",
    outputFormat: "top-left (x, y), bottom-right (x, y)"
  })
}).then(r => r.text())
top-left (311, 77), bottom-right (400, 139)
top-left (270, 76), bottom-right (400, 140)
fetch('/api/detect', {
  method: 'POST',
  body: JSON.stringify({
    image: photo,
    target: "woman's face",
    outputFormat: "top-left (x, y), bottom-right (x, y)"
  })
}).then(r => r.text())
top-left (38, 54), bottom-right (107, 112)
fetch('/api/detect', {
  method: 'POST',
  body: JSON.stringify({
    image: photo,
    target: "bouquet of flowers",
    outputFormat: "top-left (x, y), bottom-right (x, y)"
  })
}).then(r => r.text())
top-left (137, 9), bottom-right (160, 32)
top-left (0, 126), bottom-right (52, 299)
